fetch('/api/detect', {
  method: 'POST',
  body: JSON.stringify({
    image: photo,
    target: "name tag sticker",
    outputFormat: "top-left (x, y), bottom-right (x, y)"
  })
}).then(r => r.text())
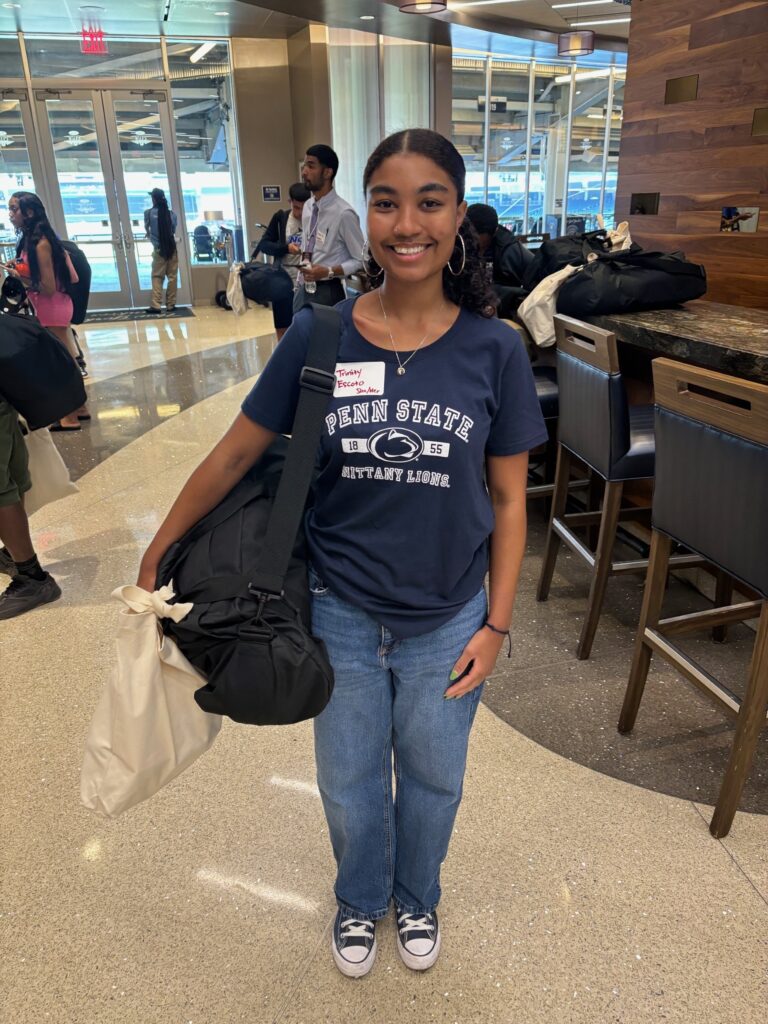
top-left (334, 362), bottom-right (386, 397)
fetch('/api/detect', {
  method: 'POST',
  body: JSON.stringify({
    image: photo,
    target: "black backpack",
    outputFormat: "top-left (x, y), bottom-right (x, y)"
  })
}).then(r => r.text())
top-left (60, 240), bottom-right (92, 325)
top-left (522, 230), bottom-right (620, 291)
top-left (556, 250), bottom-right (707, 317)
top-left (156, 305), bottom-right (341, 726)
top-left (0, 307), bottom-right (87, 429)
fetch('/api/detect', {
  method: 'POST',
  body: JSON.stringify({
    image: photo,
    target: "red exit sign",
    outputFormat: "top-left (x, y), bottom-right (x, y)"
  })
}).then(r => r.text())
top-left (81, 28), bottom-right (108, 55)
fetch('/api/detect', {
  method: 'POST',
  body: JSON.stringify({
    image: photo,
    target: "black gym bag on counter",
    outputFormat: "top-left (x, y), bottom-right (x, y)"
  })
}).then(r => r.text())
top-left (556, 250), bottom-right (707, 317)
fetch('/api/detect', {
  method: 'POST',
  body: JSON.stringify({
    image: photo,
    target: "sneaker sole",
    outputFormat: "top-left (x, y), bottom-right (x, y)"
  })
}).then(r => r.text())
top-left (331, 936), bottom-right (378, 979)
top-left (396, 929), bottom-right (441, 971)
top-left (0, 580), bottom-right (62, 620)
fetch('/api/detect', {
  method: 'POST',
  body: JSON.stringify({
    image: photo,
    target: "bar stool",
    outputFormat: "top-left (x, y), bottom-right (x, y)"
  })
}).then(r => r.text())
top-left (502, 318), bottom-right (560, 498)
top-left (618, 358), bottom-right (768, 838)
top-left (536, 314), bottom-right (699, 659)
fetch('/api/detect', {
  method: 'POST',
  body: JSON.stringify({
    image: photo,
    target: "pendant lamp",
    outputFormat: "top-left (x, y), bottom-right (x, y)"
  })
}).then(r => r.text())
top-left (399, 2), bottom-right (447, 13)
top-left (557, 29), bottom-right (596, 56)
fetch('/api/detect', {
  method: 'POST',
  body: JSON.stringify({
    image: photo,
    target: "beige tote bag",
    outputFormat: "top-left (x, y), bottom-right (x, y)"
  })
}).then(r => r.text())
top-left (226, 262), bottom-right (249, 316)
top-left (23, 425), bottom-right (78, 514)
top-left (80, 584), bottom-right (222, 818)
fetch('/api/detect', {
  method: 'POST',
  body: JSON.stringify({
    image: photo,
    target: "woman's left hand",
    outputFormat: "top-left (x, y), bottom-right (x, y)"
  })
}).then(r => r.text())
top-left (444, 627), bottom-right (505, 699)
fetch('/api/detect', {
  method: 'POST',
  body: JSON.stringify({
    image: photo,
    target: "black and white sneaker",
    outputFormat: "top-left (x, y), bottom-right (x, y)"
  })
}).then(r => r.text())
top-left (0, 548), bottom-right (16, 577)
top-left (0, 573), bottom-right (61, 620)
top-left (331, 911), bottom-right (377, 978)
top-left (396, 909), bottom-right (441, 971)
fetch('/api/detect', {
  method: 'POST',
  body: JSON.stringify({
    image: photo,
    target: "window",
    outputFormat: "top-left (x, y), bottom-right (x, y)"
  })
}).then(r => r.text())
top-left (25, 36), bottom-right (164, 80)
top-left (451, 53), bottom-right (625, 236)
top-left (0, 97), bottom-right (37, 253)
top-left (451, 57), bottom-right (486, 209)
top-left (0, 34), bottom-right (24, 78)
top-left (166, 40), bottom-right (241, 265)
top-left (486, 61), bottom-right (530, 233)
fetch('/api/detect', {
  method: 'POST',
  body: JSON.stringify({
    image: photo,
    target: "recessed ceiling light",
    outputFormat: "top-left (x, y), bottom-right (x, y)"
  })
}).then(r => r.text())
top-left (360, 14), bottom-right (375, 19)
top-left (214, 10), bottom-right (228, 14)
top-left (2, 3), bottom-right (22, 8)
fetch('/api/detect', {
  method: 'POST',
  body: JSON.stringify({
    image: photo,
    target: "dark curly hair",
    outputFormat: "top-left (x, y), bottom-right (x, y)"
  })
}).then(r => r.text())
top-left (12, 191), bottom-right (69, 292)
top-left (362, 129), bottom-right (497, 318)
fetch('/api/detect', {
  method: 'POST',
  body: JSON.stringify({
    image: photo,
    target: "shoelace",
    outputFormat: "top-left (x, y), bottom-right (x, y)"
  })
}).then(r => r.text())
top-left (340, 918), bottom-right (374, 943)
top-left (398, 912), bottom-right (434, 937)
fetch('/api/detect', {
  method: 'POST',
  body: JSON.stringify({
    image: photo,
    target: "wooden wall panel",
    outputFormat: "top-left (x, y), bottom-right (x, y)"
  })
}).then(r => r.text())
top-left (615, 0), bottom-right (768, 308)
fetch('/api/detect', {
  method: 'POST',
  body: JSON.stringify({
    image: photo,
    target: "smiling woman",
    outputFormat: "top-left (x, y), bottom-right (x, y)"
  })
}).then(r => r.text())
top-left (137, 127), bottom-right (549, 981)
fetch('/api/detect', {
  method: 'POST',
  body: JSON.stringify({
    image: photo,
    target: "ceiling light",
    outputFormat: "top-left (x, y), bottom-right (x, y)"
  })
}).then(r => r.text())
top-left (189, 41), bottom-right (216, 63)
top-left (553, 1), bottom-right (616, 8)
top-left (360, 14), bottom-right (375, 19)
top-left (2, 3), bottom-right (22, 7)
top-left (399, 2), bottom-right (447, 13)
top-left (214, 10), bottom-right (228, 14)
top-left (557, 30), bottom-right (595, 56)
top-left (450, 1), bottom-right (527, 8)
top-left (570, 17), bottom-right (631, 26)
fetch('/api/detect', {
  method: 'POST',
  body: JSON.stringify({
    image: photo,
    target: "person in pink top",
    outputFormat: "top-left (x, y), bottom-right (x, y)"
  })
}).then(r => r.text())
top-left (6, 192), bottom-right (89, 431)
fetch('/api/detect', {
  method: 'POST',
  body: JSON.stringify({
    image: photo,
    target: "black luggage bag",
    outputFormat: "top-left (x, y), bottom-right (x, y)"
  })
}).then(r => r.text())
top-left (0, 309), bottom-right (87, 429)
top-left (155, 305), bottom-right (341, 727)
top-left (556, 250), bottom-right (707, 317)
top-left (522, 230), bottom-right (619, 290)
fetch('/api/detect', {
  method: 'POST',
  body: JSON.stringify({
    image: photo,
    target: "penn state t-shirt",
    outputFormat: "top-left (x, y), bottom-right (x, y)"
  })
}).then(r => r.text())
top-left (241, 298), bottom-right (548, 638)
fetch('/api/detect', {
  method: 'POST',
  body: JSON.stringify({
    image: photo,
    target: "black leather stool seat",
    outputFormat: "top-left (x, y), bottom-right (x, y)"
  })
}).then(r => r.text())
top-left (533, 365), bottom-right (559, 419)
top-left (609, 403), bottom-right (656, 480)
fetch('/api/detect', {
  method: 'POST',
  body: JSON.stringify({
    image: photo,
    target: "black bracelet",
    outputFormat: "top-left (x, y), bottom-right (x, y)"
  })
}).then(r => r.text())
top-left (483, 620), bottom-right (512, 658)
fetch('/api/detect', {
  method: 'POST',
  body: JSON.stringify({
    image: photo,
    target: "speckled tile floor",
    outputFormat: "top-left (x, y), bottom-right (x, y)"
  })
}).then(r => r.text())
top-left (1, 308), bottom-right (766, 1024)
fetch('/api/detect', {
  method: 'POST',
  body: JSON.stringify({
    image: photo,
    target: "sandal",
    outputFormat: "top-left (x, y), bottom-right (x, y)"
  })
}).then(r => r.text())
top-left (77, 413), bottom-right (92, 421)
top-left (49, 422), bottom-right (81, 432)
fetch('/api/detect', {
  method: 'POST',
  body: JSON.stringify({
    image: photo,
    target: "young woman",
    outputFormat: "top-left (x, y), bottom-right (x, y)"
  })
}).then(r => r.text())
top-left (7, 192), bottom-right (89, 431)
top-left (144, 187), bottom-right (178, 313)
top-left (137, 129), bottom-right (547, 978)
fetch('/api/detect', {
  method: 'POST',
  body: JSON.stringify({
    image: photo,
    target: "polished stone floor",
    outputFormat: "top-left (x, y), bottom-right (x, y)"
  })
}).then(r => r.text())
top-left (1, 305), bottom-right (766, 1023)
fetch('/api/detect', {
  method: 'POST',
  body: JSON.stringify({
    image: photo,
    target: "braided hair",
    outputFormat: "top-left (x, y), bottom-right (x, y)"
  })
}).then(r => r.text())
top-left (152, 189), bottom-right (177, 261)
top-left (361, 129), bottom-right (497, 318)
top-left (12, 191), bottom-right (69, 292)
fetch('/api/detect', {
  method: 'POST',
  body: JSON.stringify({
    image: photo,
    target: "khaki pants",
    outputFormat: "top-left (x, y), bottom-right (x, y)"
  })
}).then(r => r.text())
top-left (151, 250), bottom-right (179, 309)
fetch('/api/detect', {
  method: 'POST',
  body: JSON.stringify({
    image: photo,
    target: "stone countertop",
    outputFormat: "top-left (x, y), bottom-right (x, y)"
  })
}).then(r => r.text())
top-left (587, 301), bottom-right (768, 383)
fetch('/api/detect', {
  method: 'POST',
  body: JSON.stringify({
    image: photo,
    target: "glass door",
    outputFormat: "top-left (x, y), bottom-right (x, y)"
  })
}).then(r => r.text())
top-left (0, 89), bottom-right (45, 261)
top-left (34, 87), bottom-right (188, 310)
top-left (102, 89), bottom-right (188, 306)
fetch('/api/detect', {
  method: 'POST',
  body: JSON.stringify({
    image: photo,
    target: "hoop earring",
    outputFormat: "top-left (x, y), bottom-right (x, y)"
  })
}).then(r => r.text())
top-left (446, 233), bottom-right (466, 276)
top-left (361, 239), bottom-right (384, 279)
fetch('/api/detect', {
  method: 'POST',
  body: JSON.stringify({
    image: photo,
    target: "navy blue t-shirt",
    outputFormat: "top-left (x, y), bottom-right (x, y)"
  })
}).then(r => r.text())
top-left (241, 298), bottom-right (547, 638)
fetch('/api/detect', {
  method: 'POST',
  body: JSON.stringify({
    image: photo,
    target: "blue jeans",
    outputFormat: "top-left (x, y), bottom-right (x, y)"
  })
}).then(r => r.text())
top-left (310, 569), bottom-right (487, 921)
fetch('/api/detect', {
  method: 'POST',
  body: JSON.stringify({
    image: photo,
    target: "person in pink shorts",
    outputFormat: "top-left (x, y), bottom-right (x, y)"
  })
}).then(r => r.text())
top-left (6, 192), bottom-right (89, 431)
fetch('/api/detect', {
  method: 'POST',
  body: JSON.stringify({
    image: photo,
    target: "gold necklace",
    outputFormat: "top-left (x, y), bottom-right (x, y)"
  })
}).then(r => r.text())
top-left (377, 290), bottom-right (441, 376)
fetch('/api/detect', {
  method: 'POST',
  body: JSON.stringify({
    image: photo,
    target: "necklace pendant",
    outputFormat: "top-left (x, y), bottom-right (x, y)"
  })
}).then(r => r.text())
top-left (396, 366), bottom-right (406, 376)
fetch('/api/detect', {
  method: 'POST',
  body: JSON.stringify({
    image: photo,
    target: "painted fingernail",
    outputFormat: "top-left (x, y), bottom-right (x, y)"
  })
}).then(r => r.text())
top-left (449, 670), bottom-right (459, 681)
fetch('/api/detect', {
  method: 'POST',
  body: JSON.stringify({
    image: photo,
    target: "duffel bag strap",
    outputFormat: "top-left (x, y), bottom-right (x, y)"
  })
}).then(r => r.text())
top-left (249, 303), bottom-right (342, 599)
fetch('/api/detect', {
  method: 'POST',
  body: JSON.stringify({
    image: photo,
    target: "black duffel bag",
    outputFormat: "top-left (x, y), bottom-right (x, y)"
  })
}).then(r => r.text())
top-left (556, 250), bottom-right (707, 318)
top-left (156, 304), bottom-right (341, 726)
top-left (523, 230), bottom-right (619, 291)
top-left (240, 260), bottom-right (291, 305)
top-left (0, 308), bottom-right (87, 429)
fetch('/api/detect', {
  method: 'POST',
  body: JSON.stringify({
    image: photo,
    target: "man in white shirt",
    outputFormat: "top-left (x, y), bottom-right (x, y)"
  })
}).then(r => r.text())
top-left (295, 144), bottom-right (365, 311)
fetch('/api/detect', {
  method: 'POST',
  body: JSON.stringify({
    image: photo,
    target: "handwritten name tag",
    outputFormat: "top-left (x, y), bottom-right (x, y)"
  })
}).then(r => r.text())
top-left (333, 362), bottom-right (386, 398)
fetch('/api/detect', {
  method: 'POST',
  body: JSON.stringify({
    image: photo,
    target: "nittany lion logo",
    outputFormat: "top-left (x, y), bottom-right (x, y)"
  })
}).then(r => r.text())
top-left (368, 427), bottom-right (424, 464)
